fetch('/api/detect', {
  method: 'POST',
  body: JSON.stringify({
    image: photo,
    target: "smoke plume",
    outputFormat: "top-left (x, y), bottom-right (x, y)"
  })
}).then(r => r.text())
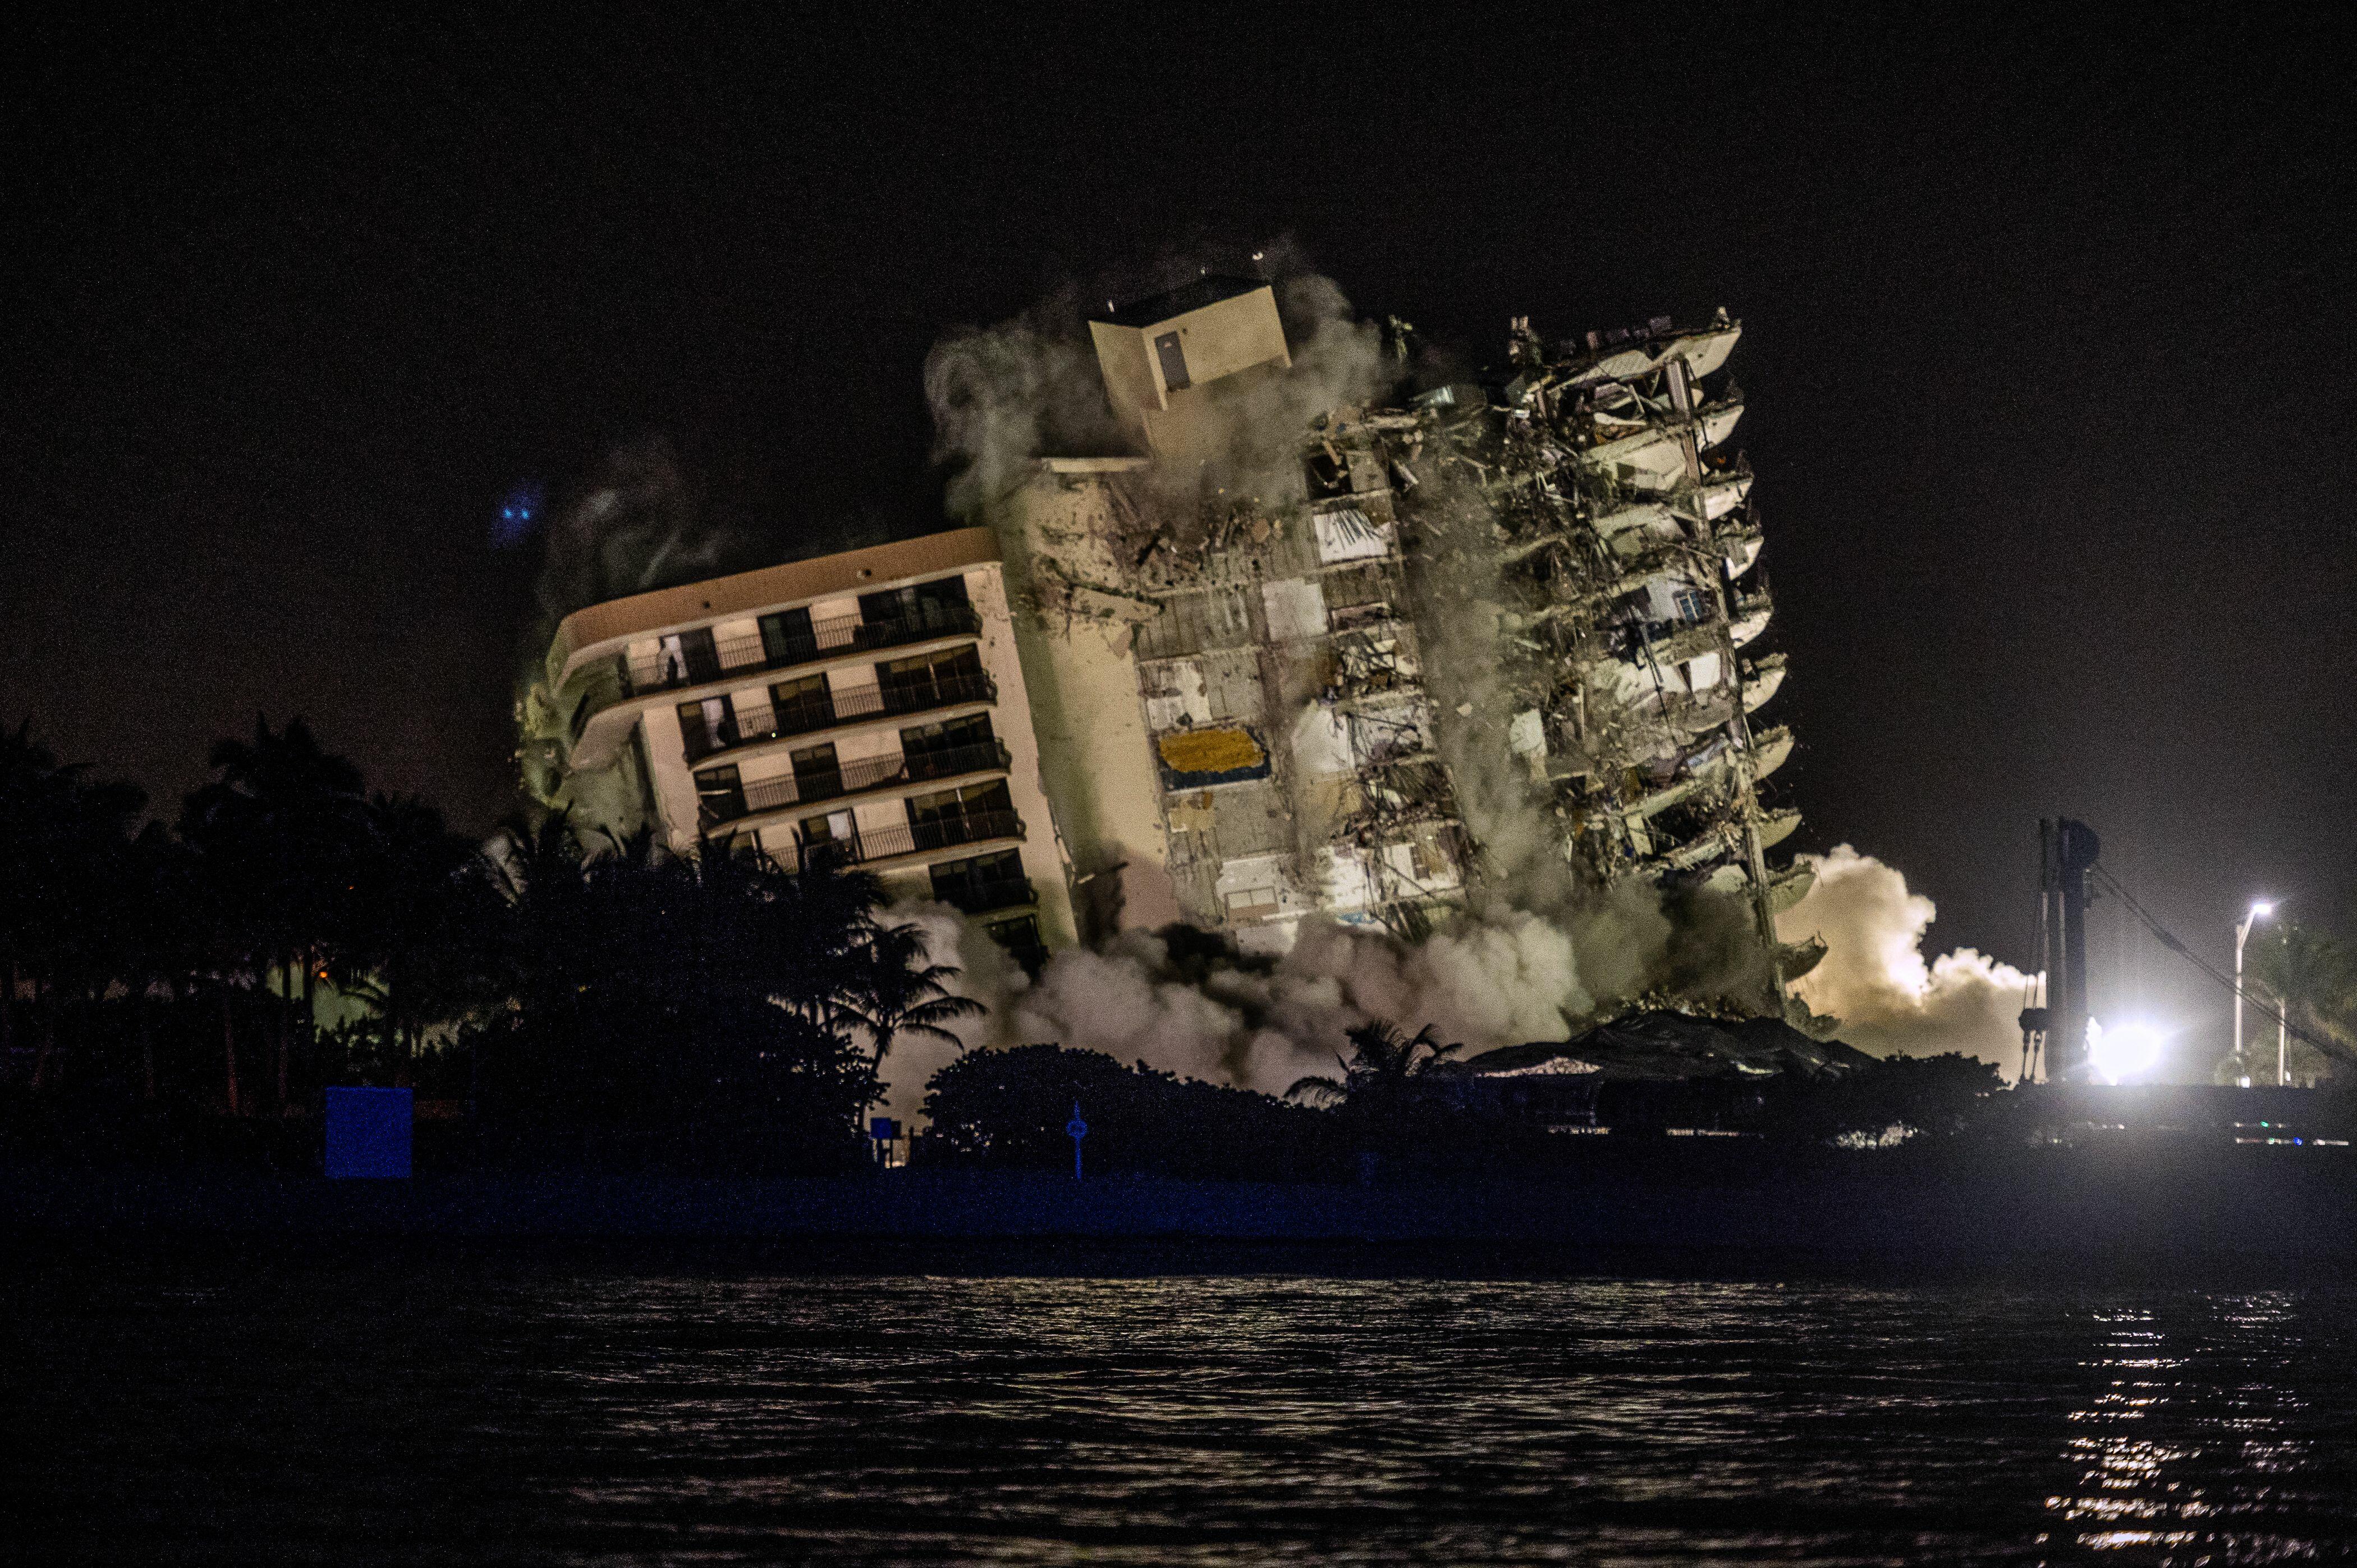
top-left (1776, 845), bottom-right (2033, 1073)
top-left (533, 435), bottom-right (737, 626)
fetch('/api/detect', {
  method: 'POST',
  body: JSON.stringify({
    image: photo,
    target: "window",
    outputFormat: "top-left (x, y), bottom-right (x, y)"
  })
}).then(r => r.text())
top-left (790, 742), bottom-right (842, 799)
top-left (901, 713), bottom-right (993, 757)
top-left (652, 627), bottom-right (719, 686)
top-left (770, 673), bottom-right (832, 731)
top-left (801, 808), bottom-right (857, 854)
top-left (1154, 331), bottom-right (1190, 390)
top-left (676, 694), bottom-right (736, 760)
top-left (881, 645), bottom-right (985, 707)
top-left (929, 849), bottom-right (1026, 909)
top-left (759, 606), bottom-right (814, 663)
top-left (907, 781), bottom-right (1011, 824)
top-left (859, 573), bottom-right (970, 631)
top-left (694, 764), bottom-right (746, 826)
top-left (1672, 586), bottom-right (1713, 623)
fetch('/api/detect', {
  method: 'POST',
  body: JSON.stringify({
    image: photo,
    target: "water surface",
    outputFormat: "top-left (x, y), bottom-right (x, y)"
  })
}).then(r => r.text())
top-left (7, 1247), bottom-right (2355, 1564)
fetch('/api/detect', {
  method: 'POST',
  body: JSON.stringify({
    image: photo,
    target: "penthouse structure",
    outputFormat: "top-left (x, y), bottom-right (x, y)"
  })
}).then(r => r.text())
top-left (538, 528), bottom-right (1072, 966)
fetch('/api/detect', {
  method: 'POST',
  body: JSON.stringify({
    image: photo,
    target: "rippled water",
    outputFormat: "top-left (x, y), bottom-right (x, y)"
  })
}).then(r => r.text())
top-left (6, 1248), bottom-right (2357, 1565)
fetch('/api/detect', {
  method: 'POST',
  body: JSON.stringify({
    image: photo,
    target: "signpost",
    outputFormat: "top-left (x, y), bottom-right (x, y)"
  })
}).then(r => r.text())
top-left (1066, 1101), bottom-right (1088, 1180)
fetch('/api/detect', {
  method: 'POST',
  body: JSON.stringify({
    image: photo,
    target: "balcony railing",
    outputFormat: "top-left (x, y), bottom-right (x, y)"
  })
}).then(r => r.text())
top-left (680, 672), bottom-right (998, 764)
top-left (698, 741), bottom-right (1012, 828)
top-left (625, 606), bottom-right (982, 696)
top-left (910, 808), bottom-right (1024, 854)
top-left (760, 810), bottom-right (1025, 870)
top-left (934, 874), bottom-right (1035, 916)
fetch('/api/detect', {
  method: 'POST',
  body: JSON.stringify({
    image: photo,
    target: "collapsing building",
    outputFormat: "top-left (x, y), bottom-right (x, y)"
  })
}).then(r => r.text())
top-left (982, 277), bottom-right (1818, 993)
top-left (531, 273), bottom-right (1817, 998)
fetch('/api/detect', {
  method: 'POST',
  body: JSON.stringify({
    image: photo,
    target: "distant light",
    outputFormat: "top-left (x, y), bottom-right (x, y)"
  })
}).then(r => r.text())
top-left (503, 508), bottom-right (514, 519)
top-left (2251, 900), bottom-right (2276, 918)
top-left (2089, 1019), bottom-right (2166, 1084)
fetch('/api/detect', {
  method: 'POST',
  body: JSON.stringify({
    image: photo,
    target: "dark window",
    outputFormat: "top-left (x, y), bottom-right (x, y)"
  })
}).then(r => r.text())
top-left (858, 573), bottom-right (971, 632)
top-left (881, 644), bottom-right (984, 703)
top-left (1154, 331), bottom-right (1190, 390)
top-left (790, 741), bottom-right (843, 800)
top-left (759, 606), bottom-right (815, 663)
top-left (901, 713), bottom-right (994, 758)
top-left (929, 849), bottom-right (1025, 908)
top-left (907, 780), bottom-right (1011, 825)
top-left (676, 694), bottom-right (737, 761)
top-left (695, 764), bottom-right (746, 826)
top-left (771, 673), bottom-right (833, 732)
top-left (653, 627), bottom-right (720, 687)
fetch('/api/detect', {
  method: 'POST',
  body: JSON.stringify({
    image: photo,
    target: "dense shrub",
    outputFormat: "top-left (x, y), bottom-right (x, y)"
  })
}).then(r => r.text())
top-left (918, 1044), bottom-right (1346, 1181)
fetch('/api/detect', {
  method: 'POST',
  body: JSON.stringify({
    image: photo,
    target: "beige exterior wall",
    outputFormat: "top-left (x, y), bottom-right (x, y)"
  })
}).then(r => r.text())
top-left (1087, 319), bottom-right (1164, 414)
top-left (1088, 284), bottom-right (1290, 414)
top-left (984, 468), bottom-right (1181, 938)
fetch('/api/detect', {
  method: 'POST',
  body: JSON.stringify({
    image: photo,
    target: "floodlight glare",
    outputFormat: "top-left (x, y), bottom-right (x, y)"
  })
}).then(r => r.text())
top-left (2251, 900), bottom-right (2276, 918)
top-left (2089, 1019), bottom-right (2165, 1085)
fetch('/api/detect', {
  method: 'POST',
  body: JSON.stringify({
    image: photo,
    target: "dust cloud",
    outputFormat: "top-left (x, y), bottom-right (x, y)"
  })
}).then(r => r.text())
top-left (1776, 845), bottom-right (2033, 1075)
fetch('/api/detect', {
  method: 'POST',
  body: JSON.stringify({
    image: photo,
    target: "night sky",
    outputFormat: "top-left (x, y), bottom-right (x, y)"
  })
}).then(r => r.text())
top-left (7, 10), bottom-right (2351, 1038)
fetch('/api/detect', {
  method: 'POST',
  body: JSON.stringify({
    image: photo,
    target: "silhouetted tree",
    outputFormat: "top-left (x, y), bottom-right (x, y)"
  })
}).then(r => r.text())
top-left (920, 1044), bottom-right (1339, 1180)
top-left (1286, 1021), bottom-right (1463, 1113)
top-left (2244, 923), bottom-right (2356, 1083)
top-left (838, 916), bottom-right (980, 1112)
top-left (179, 716), bottom-right (373, 1112)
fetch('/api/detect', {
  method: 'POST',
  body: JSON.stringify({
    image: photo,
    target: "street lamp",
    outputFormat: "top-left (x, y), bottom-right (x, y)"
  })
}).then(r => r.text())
top-left (2234, 900), bottom-right (2276, 1088)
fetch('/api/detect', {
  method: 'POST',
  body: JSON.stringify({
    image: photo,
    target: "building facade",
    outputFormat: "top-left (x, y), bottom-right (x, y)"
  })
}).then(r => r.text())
top-left (540, 527), bottom-right (1074, 964)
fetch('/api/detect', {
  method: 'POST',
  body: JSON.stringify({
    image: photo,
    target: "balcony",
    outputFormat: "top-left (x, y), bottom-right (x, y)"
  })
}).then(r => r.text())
top-left (681, 672), bottom-right (998, 764)
top-left (789, 810), bottom-right (1025, 871)
top-left (910, 808), bottom-right (1024, 855)
top-left (699, 741), bottom-right (1011, 829)
top-left (626, 606), bottom-right (982, 696)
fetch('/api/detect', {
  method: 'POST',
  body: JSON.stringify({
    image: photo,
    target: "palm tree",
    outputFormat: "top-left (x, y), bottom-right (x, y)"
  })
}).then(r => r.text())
top-left (2245, 923), bottom-right (2357, 1081)
top-left (1286, 1021), bottom-right (1464, 1111)
top-left (180, 716), bottom-right (373, 1112)
top-left (837, 917), bottom-right (981, 1112)
top-left (331, 794), bottom-right (499, 1086)
top-left (0, 722), bottom-right (146, 1091)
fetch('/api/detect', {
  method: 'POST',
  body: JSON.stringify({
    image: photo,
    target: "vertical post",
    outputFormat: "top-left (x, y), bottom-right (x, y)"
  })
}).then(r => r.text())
top-left (2060, 831), bottom-right (2090, 1071)
top-left (2234, 915), bottom-right (2250, 1084)
top-left (1066, 1101), bottom-right (1088, 1181)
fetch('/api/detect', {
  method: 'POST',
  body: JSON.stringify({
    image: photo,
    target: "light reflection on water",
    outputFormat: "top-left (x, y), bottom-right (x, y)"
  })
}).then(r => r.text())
top-left (6, 1257), bottom-right (2357, 1564)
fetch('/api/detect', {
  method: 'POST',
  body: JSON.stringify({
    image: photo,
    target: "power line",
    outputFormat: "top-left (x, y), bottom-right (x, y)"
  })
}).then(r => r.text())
top-left (2089, 865), bottom-right (2350, 1067)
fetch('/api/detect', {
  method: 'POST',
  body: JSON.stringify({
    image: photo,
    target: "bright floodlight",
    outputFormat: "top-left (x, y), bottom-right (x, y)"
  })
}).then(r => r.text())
top-left (2251, 900), bottom-right (2276, 918)
top-left (2089, 1020), bottom-right (2166, 1085)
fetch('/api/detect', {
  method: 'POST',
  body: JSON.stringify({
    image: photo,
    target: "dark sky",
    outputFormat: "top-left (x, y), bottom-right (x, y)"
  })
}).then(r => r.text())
top-left (7, 8), bottom-right (2352, 1036)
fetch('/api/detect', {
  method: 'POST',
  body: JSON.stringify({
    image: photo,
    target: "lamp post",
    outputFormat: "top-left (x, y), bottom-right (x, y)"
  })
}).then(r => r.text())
top-left (2234, 900), bottom-right (2275, 1088)
top-left (2278, 986), bottom-right (2291, 1088)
